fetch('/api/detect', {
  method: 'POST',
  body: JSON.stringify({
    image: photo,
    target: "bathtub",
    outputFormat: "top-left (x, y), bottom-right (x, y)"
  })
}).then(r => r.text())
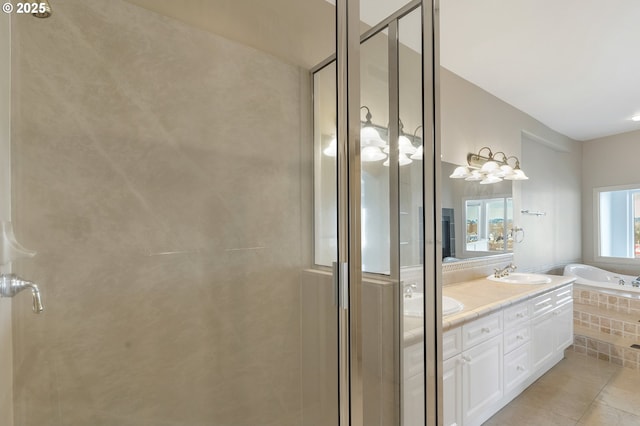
top-left (563, 263), bottom-right (640, 294)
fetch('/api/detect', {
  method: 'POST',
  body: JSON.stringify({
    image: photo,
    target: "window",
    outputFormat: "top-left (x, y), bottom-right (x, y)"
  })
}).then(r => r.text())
top-left (597, 186), bottom-right (640, 259)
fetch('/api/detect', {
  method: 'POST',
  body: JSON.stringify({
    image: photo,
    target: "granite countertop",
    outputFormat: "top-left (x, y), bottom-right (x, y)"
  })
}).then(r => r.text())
top-left (403, 274), bottom-right (576, 345)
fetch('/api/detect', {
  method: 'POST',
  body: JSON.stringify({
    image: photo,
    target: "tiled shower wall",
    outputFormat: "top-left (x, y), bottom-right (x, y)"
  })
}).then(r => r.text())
top-left (10, 1), bottom-right (308, 425)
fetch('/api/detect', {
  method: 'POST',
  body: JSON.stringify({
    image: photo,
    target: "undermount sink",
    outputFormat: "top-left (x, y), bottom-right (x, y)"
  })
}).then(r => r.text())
top-left (404, 293), bottom-right (464, 317)
top-left (487, 272), bottom-right (552, 285)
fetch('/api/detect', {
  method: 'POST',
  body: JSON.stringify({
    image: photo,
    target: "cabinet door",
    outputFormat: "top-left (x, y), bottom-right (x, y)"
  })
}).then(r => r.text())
top-left (532, 310), bottom-right (556, 371)
top-left (554, 302), bottom-right (574, 352)
top-left (443, 355), bottom-right (462, 426)
top-left (462, 335), bottom-right (503, 426)
top-left (504, 342), bottom-right (531, 395)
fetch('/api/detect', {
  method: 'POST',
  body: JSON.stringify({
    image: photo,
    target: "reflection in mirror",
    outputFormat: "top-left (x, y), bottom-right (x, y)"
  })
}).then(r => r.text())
top-left (441, 161), bottom-right (513, 261)
top-left (464, 197), bottom-right (513, 253)
top-left (360, 30), bottom-right (390, 274)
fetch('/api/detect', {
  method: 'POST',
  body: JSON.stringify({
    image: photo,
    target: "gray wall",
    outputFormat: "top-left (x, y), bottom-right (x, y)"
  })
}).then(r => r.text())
top-left (582, 129), bottom-right (640, 274)
top-left (517, 135), bottom-right (582, 272)
top-left (10, 0), bottom-right (308, 424)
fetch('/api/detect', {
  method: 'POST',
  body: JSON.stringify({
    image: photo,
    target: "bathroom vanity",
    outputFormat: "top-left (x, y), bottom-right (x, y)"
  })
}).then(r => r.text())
top-left (403, 274), bottom-right (575, 426)
top-left (440, 275), bottom-right (574, 426)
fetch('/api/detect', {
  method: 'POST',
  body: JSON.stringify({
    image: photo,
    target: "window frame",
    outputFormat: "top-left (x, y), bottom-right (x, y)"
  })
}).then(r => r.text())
top-left (594, 183), bottom-right (640, 265)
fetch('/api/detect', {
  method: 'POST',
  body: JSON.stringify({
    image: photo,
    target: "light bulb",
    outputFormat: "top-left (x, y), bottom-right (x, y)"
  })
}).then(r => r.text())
top-left (449, 166), bottom-right (470, 179)
top-left (361, 146), bottom-right (386, 162)
top-left (323, 137), bottom-right (336, 157)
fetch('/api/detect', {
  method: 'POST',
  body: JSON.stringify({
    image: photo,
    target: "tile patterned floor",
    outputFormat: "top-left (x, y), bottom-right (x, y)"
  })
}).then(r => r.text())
top-left (484, 350), bottom-right (640, 425)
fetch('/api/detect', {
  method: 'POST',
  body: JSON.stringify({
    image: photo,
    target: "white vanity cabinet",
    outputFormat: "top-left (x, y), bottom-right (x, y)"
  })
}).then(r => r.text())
top-left (554, 286), bottom-right (574, 352)
top-left (503, 301), bottom-right (532, 397)
top-left (442, 328), bottom-right (463, 426)
top-left (442, 283), bottom-right (573, 426)
top-left (532, 286), bottom-right (574, 371)
top-left (442, 311), bottom-right (504, 426)
top-left (460, 311), bottom-right (503, 426)
top-left (461, 334), bottom-right (503, 426)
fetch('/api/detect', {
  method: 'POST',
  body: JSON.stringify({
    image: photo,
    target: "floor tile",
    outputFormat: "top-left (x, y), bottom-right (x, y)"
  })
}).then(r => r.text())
top-left (484, 351), bottom-right (635, 425)
top-left (578, 402), bottom-right (640, 426)
top-left (484, 398), bottom-right (576, 426)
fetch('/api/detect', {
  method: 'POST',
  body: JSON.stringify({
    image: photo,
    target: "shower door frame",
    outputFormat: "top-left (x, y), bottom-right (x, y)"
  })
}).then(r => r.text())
top-left (332, 0), bottom-right (441, 424)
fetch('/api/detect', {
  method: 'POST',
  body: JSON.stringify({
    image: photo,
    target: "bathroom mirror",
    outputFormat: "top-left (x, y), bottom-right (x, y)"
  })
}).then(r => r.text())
top-left (441, 161), bottom-right (513, 262)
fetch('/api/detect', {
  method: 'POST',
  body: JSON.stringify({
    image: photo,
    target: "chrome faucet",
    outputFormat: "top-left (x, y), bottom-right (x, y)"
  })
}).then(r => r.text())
top-left (404, 283), bottom-right (418, 298)
top-left (633, 277), bottom-right (640, 288)
top-left (0, 274), bottom-right (44, 313)
top-left (494, 263), bottom-right (517, 278)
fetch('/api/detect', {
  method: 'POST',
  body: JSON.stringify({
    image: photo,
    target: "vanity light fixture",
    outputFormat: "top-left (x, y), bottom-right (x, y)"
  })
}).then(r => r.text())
top-left (383, 119), bottom-right (416, 167)
top-left (410, 126), bottom-right (424, 160)
top-left (322, 106), bottom-right (387, 161)
top-left (449, 146), bottom-right (528, 183)
top-left (323, 135), bottom-right (337, 157)
top-left (323, 108), bottom-right (423, 166)
top-left (502, 156), bottom-right (529, 181)
top-left (360, 106), bottom-right (387, 162)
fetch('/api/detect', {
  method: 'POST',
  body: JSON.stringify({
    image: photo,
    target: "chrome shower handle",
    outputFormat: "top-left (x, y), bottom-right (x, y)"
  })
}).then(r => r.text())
top-left (0, 274), bottom-right (44, 314)
top-left (29, 282), bottom-right (44, 313)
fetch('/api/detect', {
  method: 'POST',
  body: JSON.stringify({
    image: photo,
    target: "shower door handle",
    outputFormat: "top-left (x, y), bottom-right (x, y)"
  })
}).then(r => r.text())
top-left (0, 274), bottom-right (44, 314)
top-left (332, 262), bottom-right (349, 310)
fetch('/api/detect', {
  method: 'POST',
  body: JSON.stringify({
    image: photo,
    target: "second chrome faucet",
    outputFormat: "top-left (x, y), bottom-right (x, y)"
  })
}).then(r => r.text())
top-left (494, 263), bottom-right (517, 278)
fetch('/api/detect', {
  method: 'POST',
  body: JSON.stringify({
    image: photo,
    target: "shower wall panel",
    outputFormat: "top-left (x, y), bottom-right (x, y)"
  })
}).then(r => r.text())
top-left (10, 0), bottom-right (307, 424)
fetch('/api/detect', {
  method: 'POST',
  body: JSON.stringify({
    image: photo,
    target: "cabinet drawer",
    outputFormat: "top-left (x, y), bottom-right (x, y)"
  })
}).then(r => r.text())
top-left (404, 342), bottom-right (424, 379)
top-left (554, 285), bottom-right (573, 306)
top-left (462, 311), bottom-right (503, 350)
top-left (443, 327), bottom-right (462, 360)
top-left (504, 302), bottom-right (530, 328)
top-left (504, 324), bottom-right (530, 354)
top-left (531, 292), bottom-right (554, 317)
top-left (504, 342), bottom-right (531, 394)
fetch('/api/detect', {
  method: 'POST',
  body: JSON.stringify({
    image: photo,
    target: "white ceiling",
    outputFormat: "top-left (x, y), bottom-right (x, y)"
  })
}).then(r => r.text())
top-left (439, 0), bottom-right (640, 141)
top-left (124, 0), bottom-right (640, 141)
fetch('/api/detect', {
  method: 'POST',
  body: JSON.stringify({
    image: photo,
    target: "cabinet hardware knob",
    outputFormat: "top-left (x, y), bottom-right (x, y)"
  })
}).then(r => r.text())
top-left (481, 327), bottom-right (491, 333)
top-left (516, 335), bottom-right (524, 340)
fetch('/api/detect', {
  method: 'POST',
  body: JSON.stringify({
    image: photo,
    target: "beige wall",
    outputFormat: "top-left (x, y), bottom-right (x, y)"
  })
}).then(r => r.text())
top-left (10, 0), bottom-right (308, 424)
top-left (440, 67), bottom-right (576, 165)
top-left (516, 135), bottom-right (582, 272)
top-left (0, 11), bottom-right (14, 426)
top-left (440, 67), bottom-right (582, 272)
top-left (582, 129), bottom-right (640, 274)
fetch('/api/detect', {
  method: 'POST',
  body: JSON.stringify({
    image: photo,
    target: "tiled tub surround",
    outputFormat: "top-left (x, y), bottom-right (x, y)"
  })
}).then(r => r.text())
top-left (571, 285), bottom-right (640, 370)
